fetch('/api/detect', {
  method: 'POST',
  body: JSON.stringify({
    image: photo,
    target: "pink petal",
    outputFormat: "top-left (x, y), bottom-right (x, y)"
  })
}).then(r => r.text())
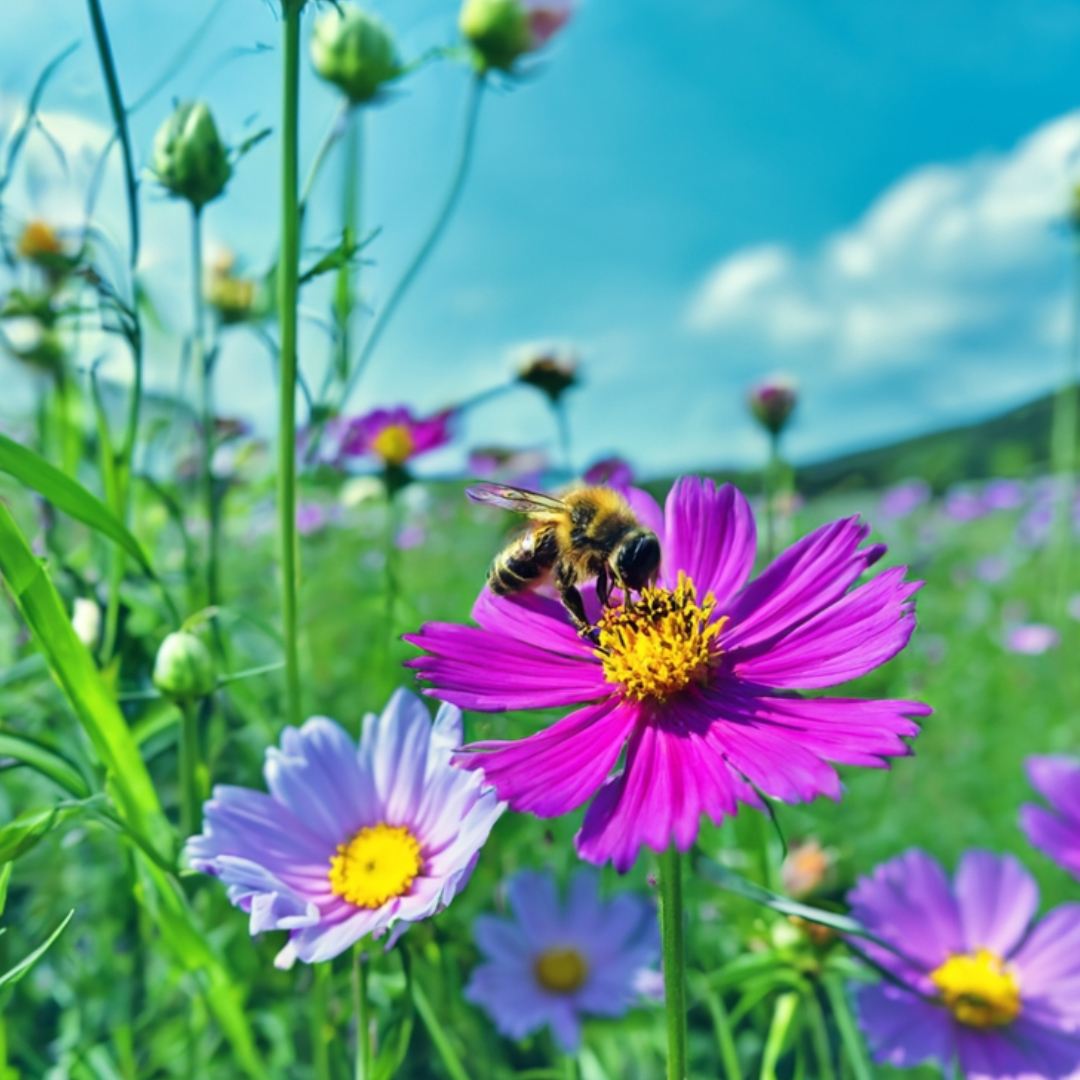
top-left (624, 487), bottom-right (665, 539)
top-left (662, 477), bottom-right (757, 607)
top-left (729, 568), bottom-right (921, 688)
top-left (453, 698), bottom-right (636, 817)
top-left (471, 588), bottom-right (591, 659)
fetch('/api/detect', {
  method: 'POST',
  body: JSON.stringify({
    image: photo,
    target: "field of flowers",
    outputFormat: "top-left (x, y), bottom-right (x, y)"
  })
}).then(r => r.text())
top-left (2, 1), bottom-right (1080, 1079)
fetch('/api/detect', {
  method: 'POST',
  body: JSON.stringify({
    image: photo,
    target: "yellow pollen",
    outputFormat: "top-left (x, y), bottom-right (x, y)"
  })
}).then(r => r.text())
top-left (596, 571), bottom-right (725, 702)
top-left (371, 423), bottom-right (416, 467)
top-left (929, 949), bottom-right (1021, 1029)
top-left (18, 220), bottom-right (63, 259)
top-left (533, 947), bottom-right (589, 994)
top-left (328, 824), bottom-right (422, 909)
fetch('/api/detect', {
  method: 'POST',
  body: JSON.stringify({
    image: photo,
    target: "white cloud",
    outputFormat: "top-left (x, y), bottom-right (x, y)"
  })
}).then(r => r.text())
top-left (687, 111), bottom-right (1080, 377)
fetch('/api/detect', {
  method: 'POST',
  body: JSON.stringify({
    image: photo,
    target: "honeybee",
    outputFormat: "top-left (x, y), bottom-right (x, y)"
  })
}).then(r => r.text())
top-left (466, 482), bottom-right (662, 631)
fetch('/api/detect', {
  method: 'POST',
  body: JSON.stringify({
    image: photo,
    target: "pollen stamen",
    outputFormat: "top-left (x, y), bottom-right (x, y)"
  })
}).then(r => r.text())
top-left (929, 949), bottom-right (1021, 1029)
top-left (328, 823), bottom-right (422, 909)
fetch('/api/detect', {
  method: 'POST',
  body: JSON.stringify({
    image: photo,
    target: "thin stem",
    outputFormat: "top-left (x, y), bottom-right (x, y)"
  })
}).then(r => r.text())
top-left (337, 109), bottom-right (361, 384)
top-left (299, 97), bottom-right (351, 230)
top-left (659, 846), bottom-right (689, 1080)
top-left (178, 700), bottom-right (201, 838)
top-left (554, 398), bottom-right (573, 476)
top-left (353, 947), bottom-right (371, 1080)
top-left (383, 484), bottom-right (401, 654)
top-left (338, 73), bottom-right (484, 407)
top-left (278, 1), bottom-right (304, 728)
top-left (763, 431), bottom-right (780, 562)
top-left (312, 962), bottom-right (331, 1080)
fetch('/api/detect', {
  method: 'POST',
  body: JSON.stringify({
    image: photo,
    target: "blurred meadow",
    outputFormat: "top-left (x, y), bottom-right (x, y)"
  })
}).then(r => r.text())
top-left (2, 1), bottom-right (1080, 1079)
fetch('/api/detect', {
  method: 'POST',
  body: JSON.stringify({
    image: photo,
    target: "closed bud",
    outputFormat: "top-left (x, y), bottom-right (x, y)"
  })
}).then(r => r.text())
top-left (71, 598), bottom-right (102, 651)
top-left (153, 631), bottom-right (216, 703)
top-left (311, 5), bottom-right (402, 104)
top-left (459, 0), bottom-right (573, 72)
top-left (151, 101), bottom-right (232, 210)
top-left (517, 346), bottom-right (579, 403)
top-left (748, 375), bottom-right (798, 436)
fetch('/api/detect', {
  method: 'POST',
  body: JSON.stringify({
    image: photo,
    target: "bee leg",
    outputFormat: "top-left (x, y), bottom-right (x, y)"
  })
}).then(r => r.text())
top-left (596, 565), bottom-right (611, 608)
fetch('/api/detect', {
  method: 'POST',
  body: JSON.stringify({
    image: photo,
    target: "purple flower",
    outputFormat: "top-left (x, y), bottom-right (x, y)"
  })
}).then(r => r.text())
top-left (186, 689), bottom-right (504, 966)
top-left (879, 479), bottom-right (931, 520)
top-left (468, 446), bottom-right (548, 489)
top-left (747, 375), bottom-right (798, 435)
top-left (394, 524), bottom-right (427, 550)
top-left (1068, 595), bottom-right (1080, 622)
top-left (973, 557), bottom-right (1010, 584)
top-left (296, 502), bottom-right (329, 536)
top-left (465, 869), bottom-right (659, 1052)
top-left (1005, 624), bottom-right (1060, 655)
top-left (406, 477), bottom-right (928, 872)
top-left (339, 406), bottom-right (455, 468)
top-left (583, 457), bottom-right (634, 491)
top-left (1021, 756), bottom-right (1080, 881)
top-left (944, 488), bottom-right (987, 522)
top-left (849, 849), bottom-right (1080, 1079)
top-left (1017, 504), bottom-right (1055, 549)
top-left (983, 479), bottom-right (1026, 512)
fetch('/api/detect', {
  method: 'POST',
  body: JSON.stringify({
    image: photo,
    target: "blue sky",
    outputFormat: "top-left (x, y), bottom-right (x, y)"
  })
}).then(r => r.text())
top-left (4, 0), bottom-right (1080, 476)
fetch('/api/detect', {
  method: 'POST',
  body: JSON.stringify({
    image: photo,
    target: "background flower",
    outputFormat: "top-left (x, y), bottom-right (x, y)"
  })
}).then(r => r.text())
top-left (1021, 756), bottom-right (1080, 881)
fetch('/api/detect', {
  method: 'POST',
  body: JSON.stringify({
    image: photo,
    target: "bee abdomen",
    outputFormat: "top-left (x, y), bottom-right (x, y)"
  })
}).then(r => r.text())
top-left (488, 528), bottom-right (558, 596)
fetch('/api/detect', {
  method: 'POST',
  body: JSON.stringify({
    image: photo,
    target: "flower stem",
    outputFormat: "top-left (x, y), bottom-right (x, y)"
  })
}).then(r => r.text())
top-left (312, 961), bottom-right (331, 1080)
top-left (278, 0), bottom-right (304, 727)
top-left (658, 845), bottom-right (689, 1080)
top-left (178, 700), bottom-right (201, 838)
top-left (337, 73), bottom-right (484, 407)
top-left (353, 946), bottom-right (371, 1080)
top-left (554, 398), bottom-right (573, 476)
top-left (763, 431), bottom-right (781, 562)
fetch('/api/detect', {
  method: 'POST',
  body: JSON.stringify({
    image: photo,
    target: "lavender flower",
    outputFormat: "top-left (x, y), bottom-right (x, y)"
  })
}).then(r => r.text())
top-left (1021, 756), bottom-right (1080, 881)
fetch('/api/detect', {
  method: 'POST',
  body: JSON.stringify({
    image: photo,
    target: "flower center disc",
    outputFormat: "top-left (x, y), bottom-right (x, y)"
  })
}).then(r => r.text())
top-left (930, 949), bottom-right (1021, 1028)
top-left (596, 572), bottom-right (725, 702)
top-left (534, 947), bottom-right (589, 994)
top-left (371, 424), bottom-right (416, 467)
top-left (328, 823), bottom-right (422, 909)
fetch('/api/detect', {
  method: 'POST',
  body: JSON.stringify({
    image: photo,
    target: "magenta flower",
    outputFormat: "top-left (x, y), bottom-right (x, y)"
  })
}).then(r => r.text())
top-left (1021, 756), bottom-right (1080, 881)
top-left (583, 457), bottom-right (634, 491)
top-left (1005, 624), bottom-right (1060, 655)
top-left (406, 477), bottom-right (927, 872)
top-left (186, 689), bottom-right (504, 966)
top-left (849, 849), bottom-right (1080, 1079)
top-left (465, 869), bottom-right (659, 1051)
top-left (340, 406), bottom-right (454, 468)
top-left (524, 0), bottom-right (573, 48)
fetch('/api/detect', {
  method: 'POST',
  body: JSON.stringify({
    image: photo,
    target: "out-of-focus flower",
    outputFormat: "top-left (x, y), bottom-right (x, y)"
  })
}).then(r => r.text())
top-left (1016, 503), bottom-right (1054, 549)
top-left (516, 346), bottom-right (579, 404)
top-left (205, 250), bottom-right (262, 325)
top-left (459, 0), bottom-right (573, 73)
top-left (187, 689), bottom-right (504, 966)
top-left (781, 838), bottom-right (835, 899)
top-left (943, 488), bottom-right (986, 522)
top-left (583, 457), bottom-right (634, 490)
top-left (0, 314), bottom-right (65, 370)
top-left (151, 101), bottom-right (232, 210)
top-left (395, 524), bottom-right (427, 550)
top-left (311, 4), bottom-right (402, 104)
top-left (973, 556), bottom-right (1010, 584)
top-left (153, 631), bottom-right (216, 704)
top-left (849, 849), bottom-right (1080, 1078)
top-left (71, 597), bottom-right (101, 651)
top-left (982, 479), bottom-right (1026, 511)
top-left (1005, 624), bottom-right (1060, 656)
top-left (407, 477), bottom-right (928, 872)
top-left (1021, 756), bottom-right (1080, 881)
top-left (297, 502), bottom-right (330, 536)
top-left (465, 869), bottom-right (659, 1051)
top-left (340, 475), bottom-right (386, 507)
top-left (15, 220), bottom-right (75, 278)
top-left (747, 375), bottom-right (798, 436)
top-left (469, 446), bottom-right (548, 489)
top-left (1067, 594), bottom-right (1080, 622)
top-left (879, 479), bottom-right (931, 520)
top-left (340, 406), bottom-right (455, 469)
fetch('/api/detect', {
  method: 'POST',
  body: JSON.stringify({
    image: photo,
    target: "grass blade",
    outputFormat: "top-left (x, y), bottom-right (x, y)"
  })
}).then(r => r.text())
top-left (0, 909), bottom-right (74, 988)
top-left (0, 730), bottom-right (91, 799)
top-left (759, 992), bottom-right (799, 1080)
top-left (411, 979), bottom-right (471, 1080)
top-left (821, 975), bottom-right (873, 1080)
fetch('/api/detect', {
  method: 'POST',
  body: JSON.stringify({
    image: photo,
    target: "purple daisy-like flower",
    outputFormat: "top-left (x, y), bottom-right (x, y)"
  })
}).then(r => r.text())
top-left (339, 406), bottom-right (455, 468)
top-left (465, 869), bottom-right (660, 1052)
top-left (849, 849), bottom-right (1080, 1079)
top-left (406, 476), bottom-right (928, 872)
top-left (1021, 756), bottom-right (1080, 881)
top-left (1005, 624), bottom-right (1060, 655)
top-left (879, 479), bottom-right (931, 521)
top-left (186, 689), bottom-right (504, 966)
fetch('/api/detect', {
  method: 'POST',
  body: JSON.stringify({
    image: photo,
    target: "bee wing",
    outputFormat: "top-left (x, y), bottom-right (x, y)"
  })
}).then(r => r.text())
top-left (466, 482), bottom-right (568, 515)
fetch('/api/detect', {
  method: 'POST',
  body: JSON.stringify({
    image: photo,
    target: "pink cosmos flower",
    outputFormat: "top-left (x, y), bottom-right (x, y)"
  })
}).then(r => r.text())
top-left (405, 477), bottom-right (928, 872)
top-left (525, 0), bottom-right (573, 48)
top-left (339, 406), bottom-right (455, 468)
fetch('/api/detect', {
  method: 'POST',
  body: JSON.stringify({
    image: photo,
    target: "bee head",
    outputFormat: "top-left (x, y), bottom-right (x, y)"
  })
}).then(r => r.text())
top-left (613, 530), bottom-right (661, 592)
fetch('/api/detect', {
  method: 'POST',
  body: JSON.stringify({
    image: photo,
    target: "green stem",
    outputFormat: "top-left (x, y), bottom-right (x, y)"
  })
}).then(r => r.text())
top-left (411, 979), bottom-right (471, 1080)
top-left (353, 947), bottom-right (371, 1080)
top-left (312, 962), bottom-right (331, 1080)
top-left (554, 398), bottom-right (573, 476)
top-left (694, 975), bottom-right (743, 1080)
top-left (821, 975), bottom-right (871, 1080)
top-left (278, 0), bottom-right (304, 728)
top-left (178, 700), bottom-right (201, 838)
top-left (299, 97), bottom-right (351, 230)
top-left (764, 431), bottom-right (780, 562)
top-left (803, 989), bottom-right (837, 1080)
top-left (659, 846), bottom-right (689, 1080)
top-left (338, 73), bottom-right (484, 407)
top-left (337, 109), bottom-right (361, 385)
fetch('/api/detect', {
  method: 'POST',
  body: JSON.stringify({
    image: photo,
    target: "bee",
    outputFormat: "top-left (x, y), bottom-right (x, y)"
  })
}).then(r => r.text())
top-left (466, 482), bottom-right (662, 632)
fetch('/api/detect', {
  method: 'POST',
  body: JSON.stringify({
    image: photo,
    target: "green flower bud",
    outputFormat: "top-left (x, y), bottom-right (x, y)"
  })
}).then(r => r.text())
top-left (153, 631), bottom-right (216, 703)
top-left (311, 5), bottom-right (402, 104)
top-left (151, 101), bottom-right (232, 210)
top-left (459, 0), bottom-right (532, 72)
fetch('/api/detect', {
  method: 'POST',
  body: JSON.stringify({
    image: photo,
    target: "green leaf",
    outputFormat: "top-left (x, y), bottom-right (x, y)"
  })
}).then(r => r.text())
top-left (298, 227), bottom-right (378, 287)
top-left (0, 730), bottom-right (91, 799)
top-left (411, 979), bottom-right (471, 1080)
top-left (0, 862), bottom-right (12, 917)
top-left (133, 855), bottom-right (262, 1077)
top-left (759, 992), bottom-right (800, 1080)
top-left (0, 909), bottom-right (74, 988)
top-left (0, 431), bottom-right (154, 578)
top-left (0, 806), bottom-right (61, 863)
top-left (0, 500), bottom-right (171, 859)
top-left (821, 974), bottom-right (873, 1080)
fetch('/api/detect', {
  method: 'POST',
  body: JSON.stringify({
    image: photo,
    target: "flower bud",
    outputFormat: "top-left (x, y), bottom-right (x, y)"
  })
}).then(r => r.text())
top-left (517, 346), bottom-right (579, 403)
top-left (153, 631), bottom-right (216, 703)
top-left (459, 0), bottom-right (571, 72)
top-left (748, 375), bottom-right (798, 436)
top-left (311, 4), bottom-right (402, 104)
top-left (151, 101), bottom-right (232, 210)
top-left (17, 220), bottom-right (63, 261)
top-left (71, 598), bottom-right (102, 651)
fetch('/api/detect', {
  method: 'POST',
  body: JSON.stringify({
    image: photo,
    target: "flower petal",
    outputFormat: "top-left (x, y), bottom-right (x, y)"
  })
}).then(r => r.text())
top-left (662, 477), bottom-right (756, 607)
top-left (1011, 903), bottom-right (1080, 1006)
top-left (470, 588), bottom-right (590, 658)
top-left (1021, 804), bottom-right (1080, 881)
top-left (855, 982), bottom-right (956, 1070)
top-left (954, 851), bottom-right (1038, 958)
top-left (1027, 756), bottom-right (1080, 825)
top-left (358, 688), bottom-right (433, 824)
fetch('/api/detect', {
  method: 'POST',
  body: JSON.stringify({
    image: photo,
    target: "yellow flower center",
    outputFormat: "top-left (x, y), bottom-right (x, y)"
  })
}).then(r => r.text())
top-left (929, 949), bottom-right (1021, 1029)
top-left (18, 220), bottom-right (63, 259)
top-left (328, 824), bottom-right (422, 909)
top-left (596, 572), bottom-right (725, 702)
top-left (371, 423), bottom-right (416, 467)
top-left (533, 947), bottom-right (589, 994)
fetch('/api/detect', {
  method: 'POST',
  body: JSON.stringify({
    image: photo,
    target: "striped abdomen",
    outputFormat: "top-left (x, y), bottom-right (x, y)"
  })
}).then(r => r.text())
top-left (488, 524), bottom-right (560, 595)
